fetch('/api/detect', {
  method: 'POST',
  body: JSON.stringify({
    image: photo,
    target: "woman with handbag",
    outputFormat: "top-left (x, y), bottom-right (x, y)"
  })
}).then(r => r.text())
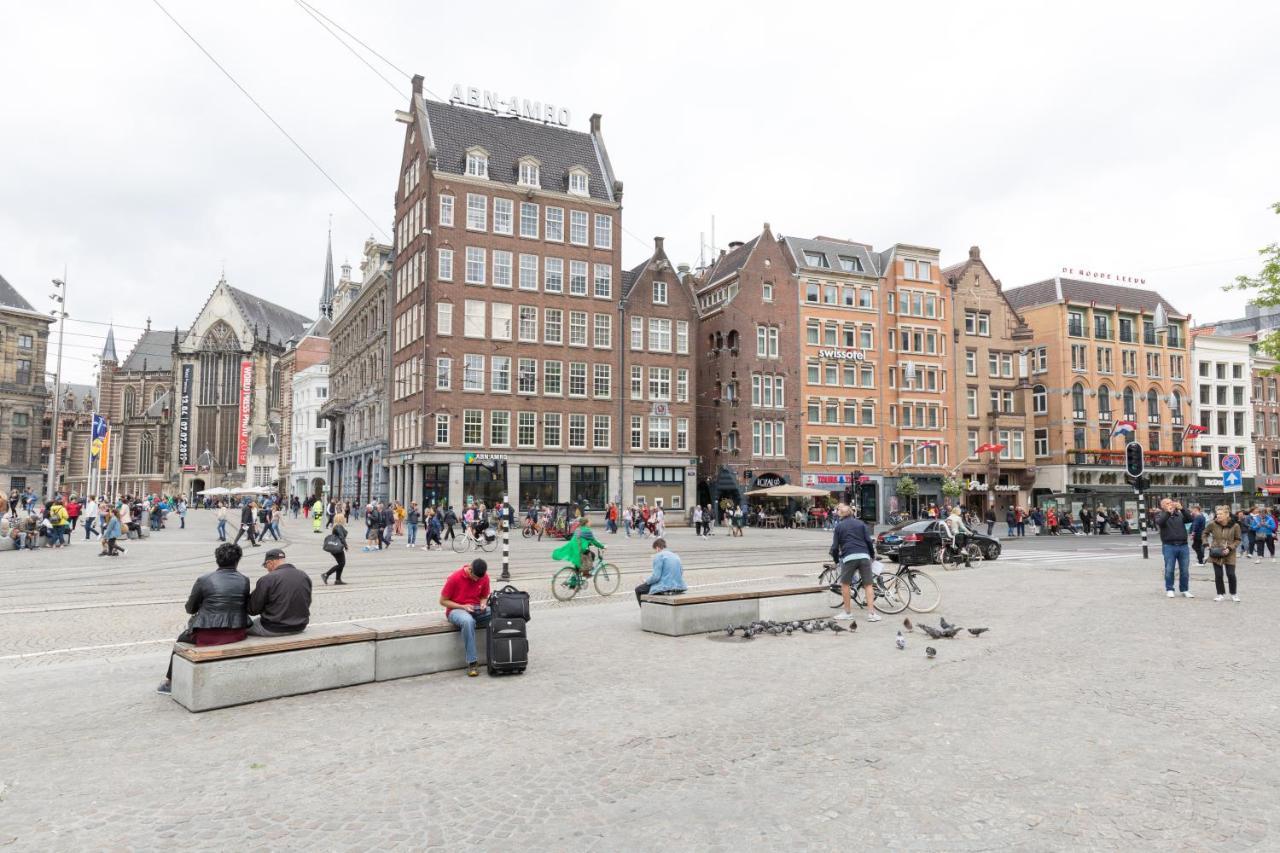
top-left (320, 514), bottom-right (349, 585)
top-left (1206, 505), bottom-right (1242, 602)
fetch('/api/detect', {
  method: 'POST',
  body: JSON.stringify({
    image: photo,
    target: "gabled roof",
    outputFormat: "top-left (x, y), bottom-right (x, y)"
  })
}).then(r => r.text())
top-left (783, 236), bottom-right (880, 277)
top-left (102, 325), bottom-right (119, 363)
top-left (1004, 277), bottom-right (1185, 318)
top-left (120, 330), bottom-right (174, 372)
top-left (226, 285), bottom-right (312, 346)
top-left (422, 99), bottom-right (613, 201)
top-left (702, 237), bottom-right (759, 288)
top-left (54, 382), bottom-right (96, 412)
top-left (0, 272), bottom-right (37, 313)
top-left (144, 390), bottom-right (170, 418)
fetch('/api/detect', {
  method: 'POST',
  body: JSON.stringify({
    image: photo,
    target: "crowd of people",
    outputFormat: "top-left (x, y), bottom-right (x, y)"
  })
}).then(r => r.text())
top-left (1, 490), bottom-right (191, 556)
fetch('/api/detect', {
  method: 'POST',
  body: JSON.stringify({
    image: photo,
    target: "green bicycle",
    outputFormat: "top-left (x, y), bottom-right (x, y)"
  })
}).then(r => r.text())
top-left (551, 545), bottom-right (621, 601)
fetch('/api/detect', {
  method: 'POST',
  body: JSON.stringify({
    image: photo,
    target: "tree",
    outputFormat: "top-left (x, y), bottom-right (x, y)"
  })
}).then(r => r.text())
top-left (941, 476), bottom-right (964, 499)
top-left (1228, 201), bottom-right (1280, 358)
top-left (895, 475), bottom-right (918, 500)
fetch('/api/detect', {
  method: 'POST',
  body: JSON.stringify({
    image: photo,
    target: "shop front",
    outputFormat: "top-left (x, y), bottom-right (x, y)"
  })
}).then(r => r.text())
top-left (634, 465), bottom-right (686, 510)
top-left (802, 471), bottom-right (881, 524)
top-left (463, 454), bottom-right (508, 506)
top-left (570, 465), bottom-right (609, 511)
top-left (961, 474), bottom-right (1025, 516)
top-left (420, 463), bottom-right (449, 507)
top-left (519, 464), bottom-right (558, 510)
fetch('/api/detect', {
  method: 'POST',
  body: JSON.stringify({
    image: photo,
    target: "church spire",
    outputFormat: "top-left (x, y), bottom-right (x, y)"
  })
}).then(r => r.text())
top-left (320, 223), bottom-right (335, 320)
top-left (102, 325), bottom-right (118, 364)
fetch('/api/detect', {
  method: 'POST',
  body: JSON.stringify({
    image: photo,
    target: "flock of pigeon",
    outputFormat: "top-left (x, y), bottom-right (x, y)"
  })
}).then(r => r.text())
top-left (721, 614), bottom-right (990, 659)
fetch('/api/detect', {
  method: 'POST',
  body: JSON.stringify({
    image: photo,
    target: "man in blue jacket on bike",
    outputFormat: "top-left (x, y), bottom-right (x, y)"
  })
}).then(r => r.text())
top-left (830, 503), bottom-right (879, 622)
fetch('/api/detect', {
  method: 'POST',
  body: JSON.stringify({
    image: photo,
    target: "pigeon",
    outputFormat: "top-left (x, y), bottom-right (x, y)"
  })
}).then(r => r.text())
top-left (967, 627), bottom-right (989, 638)
top-left (902, 617), bottom-right (914, 633)
top-left (926, 646), bottom-right (937, 659)
top-left (725, 625), bottom-right (737, 637)
top-left (919, 624), bottom-right (944, 640)
top-left (895, 631), bottom-right (906, 650)
top-left (785, 626), bottom-right (794, 635)
top-left (742, 627), bottom-right (757, 639)
top-left (847, 620), bottom-right (857, 632)
top-left (940, 626), bottom-right (963, 639)
top-left (827, 621), bottom-right (848, 633)
top-left (939, 616), bottom-right (953, 630)
top-left (799, 622), bottom-right (814, 634)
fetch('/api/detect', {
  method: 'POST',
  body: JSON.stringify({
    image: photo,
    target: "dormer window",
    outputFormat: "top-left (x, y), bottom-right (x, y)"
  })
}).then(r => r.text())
top-left (465, 148), bottom-right (489, 179)
top-left (518, 158), bottom-right (541, 188)
top-left (803, 251), bottom-right (829, 268)
top-left (838, 255), bottom-right (863, 272)
top-left (568, 168), bottom-right (589, 196)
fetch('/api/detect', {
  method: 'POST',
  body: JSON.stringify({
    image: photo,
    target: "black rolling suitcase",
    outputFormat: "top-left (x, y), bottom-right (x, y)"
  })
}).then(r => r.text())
top-left (487, 585), bottom-right (530, 675)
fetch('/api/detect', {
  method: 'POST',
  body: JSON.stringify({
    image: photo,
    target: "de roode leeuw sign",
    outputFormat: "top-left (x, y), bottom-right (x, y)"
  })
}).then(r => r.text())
top-left (449, 84), bottom-right (571, 127)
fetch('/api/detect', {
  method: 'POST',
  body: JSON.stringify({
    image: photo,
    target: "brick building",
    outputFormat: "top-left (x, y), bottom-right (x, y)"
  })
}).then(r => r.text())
top-left (943, 246), bottom-right (1036, 516)
top-left (0, 273), bottom-right (52, 496)
top-left (1251, 346), bottom-right (1280, 498)
top-left (278, 233), bottom-right (334, 502)
top-left (387, 76), bottom-right (664, 513)
top-left (695, 226), bottom-right (801, 509)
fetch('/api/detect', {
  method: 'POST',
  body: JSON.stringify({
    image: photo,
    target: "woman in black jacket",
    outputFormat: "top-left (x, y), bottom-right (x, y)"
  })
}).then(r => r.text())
top-left (156, 543), bottom-right (251, 695)
top-left (321, 514), bottom-right (349, 585)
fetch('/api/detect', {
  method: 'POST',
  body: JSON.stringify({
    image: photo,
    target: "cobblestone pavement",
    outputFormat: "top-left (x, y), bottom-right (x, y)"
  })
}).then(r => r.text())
top-left (1, 518), bottom-right (1275, 850)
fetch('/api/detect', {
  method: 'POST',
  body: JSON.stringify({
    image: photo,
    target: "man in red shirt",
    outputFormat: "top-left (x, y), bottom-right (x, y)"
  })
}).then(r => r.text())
top-left (440, 559), bottom-right (491, 677)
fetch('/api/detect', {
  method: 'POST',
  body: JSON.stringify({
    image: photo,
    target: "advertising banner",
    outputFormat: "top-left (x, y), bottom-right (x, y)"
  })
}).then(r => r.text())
top-left (178, 364), bottom-right (193, 466)
top-left (237, 360), bottom-right (253, 466)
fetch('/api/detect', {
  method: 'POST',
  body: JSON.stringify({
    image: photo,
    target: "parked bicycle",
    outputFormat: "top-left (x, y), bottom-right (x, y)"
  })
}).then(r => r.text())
top-left (451, 524), bottom-right (498, 553)
top-left (551, 544), bottom-right (621, 601)
top-left (819, 561), bottom-right (911, 614)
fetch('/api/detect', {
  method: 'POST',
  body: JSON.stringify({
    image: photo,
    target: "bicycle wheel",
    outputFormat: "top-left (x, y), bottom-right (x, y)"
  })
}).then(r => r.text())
top-left (593, 561), bottom-right (622, 596)
top-left (521, 526), bottom-right (533, 539)
top-left (479, 533), bottom-right (498, 552)
top-left (873, 573), bottom-right (911, 614)
top-left (902, 569), bottom-right (942, 613)
top-left (451, 533), bottom-right (470, 553)
top-left (551, 566), bottom-right (581, 602)
top-left (965, 543), bottom-right (984, 564)
top-left (819, 564), bottom-right (843, 609)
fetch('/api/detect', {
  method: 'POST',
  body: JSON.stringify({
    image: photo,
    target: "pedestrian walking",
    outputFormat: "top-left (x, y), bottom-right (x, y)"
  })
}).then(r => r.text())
top-left (215, 503), bottom-right (228, 542)
top-left (83, 497), bottom-right (99, 539)
top-left (407, 502), bottom-right (420, 547)
top-left (1206, 505), bottom-right (1241, 602)
top-left (233, 501), bottom-right (259, 547)
top-left (984, 507), bottom-right (996, 536)
top-left (1154, 498), bottom-right (1193, 598)
top-left (321, 514), bottom-right (349, 585)
top-left (443, 505), bottom-right (457, 542)
top-left (1189, 504), bottom-right (1207, 565)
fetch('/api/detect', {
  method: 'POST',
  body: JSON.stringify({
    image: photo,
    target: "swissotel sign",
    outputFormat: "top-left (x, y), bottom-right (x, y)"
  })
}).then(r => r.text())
top-left (816, 349), bottom-right (867, 361)
top-left (449, 84), bottom-right (572, 127)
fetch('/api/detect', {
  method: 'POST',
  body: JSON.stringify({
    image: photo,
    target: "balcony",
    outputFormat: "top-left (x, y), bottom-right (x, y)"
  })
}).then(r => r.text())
top-left (1070, 448), bottom-right (1209, 469)
top-left (1143, 331), bottom-right (1157, 345)
top-left (1068, 321), bottom-right (1085, 337)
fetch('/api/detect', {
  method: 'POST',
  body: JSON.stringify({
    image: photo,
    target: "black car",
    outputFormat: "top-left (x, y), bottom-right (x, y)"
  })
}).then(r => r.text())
top-left (890, 520), bottom-right (1002, 566)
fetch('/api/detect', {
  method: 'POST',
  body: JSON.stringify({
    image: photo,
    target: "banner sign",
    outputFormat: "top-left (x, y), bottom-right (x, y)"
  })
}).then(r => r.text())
top-left (90, 414), bottom-right (108, 465)
top-left (98, 429), bottom-right (110, 471)
top-left (178, 364), bottom-right (193, 466)
top-left (237, 360), bottom-right (253, 466)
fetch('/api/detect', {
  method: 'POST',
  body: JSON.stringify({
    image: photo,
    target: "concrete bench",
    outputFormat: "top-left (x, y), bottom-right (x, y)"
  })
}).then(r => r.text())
top-left (169, 618), bottom-right (485, 712)
top-left (640, 586), bottom-right (831, 636)
top-left (350, 615), bottom-right (487, 682)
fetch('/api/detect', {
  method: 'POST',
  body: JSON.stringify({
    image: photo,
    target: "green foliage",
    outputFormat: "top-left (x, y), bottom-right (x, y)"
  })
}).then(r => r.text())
top-left (941, 476), bottom-right (965, 499)
top-left (896, 475), bottom-right (918, 500)
top-left (1227, 201), bottom-right (1280, 360)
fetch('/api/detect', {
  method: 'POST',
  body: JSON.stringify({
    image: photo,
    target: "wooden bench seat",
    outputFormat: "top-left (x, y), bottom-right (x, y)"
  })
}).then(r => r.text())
top-left (640, 586), bottom-right (831, 636)
top-left (169, 618), bottom-right (486, 712)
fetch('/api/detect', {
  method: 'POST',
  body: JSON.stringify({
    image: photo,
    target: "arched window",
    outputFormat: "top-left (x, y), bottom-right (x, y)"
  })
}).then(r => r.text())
top-left (123, 386), bottom-right (137, 418)
top-left (1147, 389), bottom-right (1161, 422)
top-left (1097, 386), bottom-right (1111, 417)
top-left (1123, 387), bottom-right (1136, 418)
top-left (1071, 383), bottom-right (1086, 416)
top-left (152, 386), bottom-right (165, 404)
top-left (727, 330), bottom-right (739, 351)
top-left (1032, 384), bottom-right (1047, 414)
top-left (139, 432), bottom-right (154, 472)
top-left (1171, 390), bottom-right (1183, 423)
top-left (715, 331), bottom-right (724, 350)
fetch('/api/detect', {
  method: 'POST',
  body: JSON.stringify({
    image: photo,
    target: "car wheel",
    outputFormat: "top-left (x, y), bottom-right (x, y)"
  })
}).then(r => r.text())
top-left (985, 543), bottom-right (1000, 561)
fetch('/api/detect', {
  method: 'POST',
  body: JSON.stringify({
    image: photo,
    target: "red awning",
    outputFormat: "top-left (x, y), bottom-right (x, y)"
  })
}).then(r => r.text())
top-left (1265, 486), bottom-right (1280, 496)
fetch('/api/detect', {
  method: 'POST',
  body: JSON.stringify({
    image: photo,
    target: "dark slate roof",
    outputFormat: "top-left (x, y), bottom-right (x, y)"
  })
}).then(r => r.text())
top-left (120, 330), bottom-right (174, 372)
top-left (55, 382), bottom-right (97, 411)
top-left (250, 436), bottom-right (276, 457)
top-left (1004, 278), bottom-right (1185, 317)
top-left (783, 236), bottom-right (879, 277)
top-left (423, 100), bottom-right (612, 201)
top-left (227, 286), bottom-right (312, 345)
top-left (0, 271), bottom-right (38, 313)
top-left (102, 326), bottom-right (119, 362)
top-left (703, 237), bottom-right (759, 288)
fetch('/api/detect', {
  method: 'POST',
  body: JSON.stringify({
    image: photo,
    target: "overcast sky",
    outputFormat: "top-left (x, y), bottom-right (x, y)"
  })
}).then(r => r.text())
top-left (3, 0), bottom-right (1279, 384)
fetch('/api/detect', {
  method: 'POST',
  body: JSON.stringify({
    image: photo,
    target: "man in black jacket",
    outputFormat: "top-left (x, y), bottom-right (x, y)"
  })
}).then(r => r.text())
top-left (829, 503), bottom-right (879, 622)
top-left (247, 548), bottom-right (312, 635)
top-left (1154, 498), bottom-right (1193, 599)
top-left (157, 543), bottom-right (252, 695)
top-left (233, 500), bottom-right (260, 547)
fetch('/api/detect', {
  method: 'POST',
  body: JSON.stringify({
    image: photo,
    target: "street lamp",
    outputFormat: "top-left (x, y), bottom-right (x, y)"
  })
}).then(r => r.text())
top-left (46, 276), bottom-right (68, 499)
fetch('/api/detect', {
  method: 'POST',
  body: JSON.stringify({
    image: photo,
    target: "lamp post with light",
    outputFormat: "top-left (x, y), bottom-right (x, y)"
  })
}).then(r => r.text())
top-left (45, 275), bottom-right (68, 499)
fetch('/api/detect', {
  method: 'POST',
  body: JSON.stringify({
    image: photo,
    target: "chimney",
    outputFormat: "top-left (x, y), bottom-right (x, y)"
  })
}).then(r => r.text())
top-left (677, 263), bottom-right (690, 275)
top-left (590, 113), bottom-right (601, 133)
top-left (654, 236), bottom-right (665, 255)
top-left (411, 74), bottom-right (423, 96)
top-left (728, 241), bottom-right (744, 250)
top-left (969, 246), bottom-right (981, 260)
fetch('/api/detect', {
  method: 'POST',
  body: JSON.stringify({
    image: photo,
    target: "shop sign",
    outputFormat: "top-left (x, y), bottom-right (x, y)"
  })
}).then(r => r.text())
top-left (816, 348), bottom-right (867, 361)
top-left (449, 84), bottom-right (571, 127)
top-left (965, 480), bottom-right (1019, 492)
top-left (465, 453), bottom-right (508, 463)
top-left (236, 360), bottom-right (253, 466)
top-left (804, 473), bottom-right (850, 487)
top-left (753, 474), bottom-right (784, 488)
top-left (1060, 266), bottom-right (1148, 286)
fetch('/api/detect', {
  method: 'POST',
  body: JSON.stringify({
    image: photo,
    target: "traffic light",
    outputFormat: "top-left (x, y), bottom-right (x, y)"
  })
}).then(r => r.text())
top-left (1125, 442), bottom-right (1145, 478)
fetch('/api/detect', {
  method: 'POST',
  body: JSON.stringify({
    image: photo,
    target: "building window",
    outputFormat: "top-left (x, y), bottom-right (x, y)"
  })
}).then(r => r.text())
top-left (437, 302), bottom-right (453, 336)
top-left (649, 318), bottom-right (672, 352)
top-left (594, 264), bottom-right (612, 299)
top-left (593, 415), bottom-right (610, 450)
top-left (464, 300), bottom-right (486, 338)
top-left (593, 313), bottom-right (612, 348)
top-left (490, 411), bottom-right (511, 446)
top-left (466, 193), bottom-right (487, 231)
top-left (17, 334), bottom-right (32, 349)
top-left (648, 416), bottom-right (671, 450)
top-left (543, 413), bottom-right (561, 448)
top-left (763, 283), bottom-right (774, 302)
top-left (519, 202), bottom-right (539, 239)
top-left (568, 169), bottom-right (589, 196)
top-left (492, 251), bottom-right (513, 288)
top-left (544, 308), bottom-right (563, 344)
top-left (593, 363), bottom-right (611, 398)
top-left (675, 321), bottom-right (689, 355)
top-left (652, 280), bottom-right (668, 305)
top-left (465, 247), bottom-right (486, 285)
top-left (465, 150), bottom-right (488, 178)
top-left (594, 214), bottom-right (612, 249)
top-left (439, 194), bottom-right (455, 227)
top-left (436, 357), bottom-right (452, 390)
top-left (568, 362), bottom-right (588, 397)
top-left (517, 412), bottom-right (536, 448)
top-left (1032, 384), bottom-right (1047, 414)
top-left (569, 311), bottom-right (588, 346)
top-left (544, 360), bottom-right (562, 395)
top-left (544, 257), bottom-right (564, 293)
top-left (631, 415), bottom-right (643, 450)
top-left (491, 356), bottom-right (511, 392)
top-left (435, 414), bottom-right (450, 447)
top-left (518, 358), bottom-right (537, 394)
top-left (463, 354), bottom-right (485, 391)
top-left (545, 207), bottom-right (564, 242)
top-left (568, 414), bottom-right (587, 449)
top-left (518, 160), bottom-right (540, 188)
top-left (569, 210), bottom-right (589, 246)
top-left (463, 410), bottom-right (483, 446)
top-left (493, 198), bottom-right (513, 235)
top-left (569, 260), bottom-right (588, 296)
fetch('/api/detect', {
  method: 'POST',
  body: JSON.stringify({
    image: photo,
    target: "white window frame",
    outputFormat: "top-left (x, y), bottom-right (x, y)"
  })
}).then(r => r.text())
top-left (466, 193), bottom-right (487, 231)
top-left (438, 247), bottom-right (454, 281)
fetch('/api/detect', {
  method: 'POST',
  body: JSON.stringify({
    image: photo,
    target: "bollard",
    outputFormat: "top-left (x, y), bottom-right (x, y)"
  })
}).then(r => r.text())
top-left (500, 517), bottom-right (511, 580)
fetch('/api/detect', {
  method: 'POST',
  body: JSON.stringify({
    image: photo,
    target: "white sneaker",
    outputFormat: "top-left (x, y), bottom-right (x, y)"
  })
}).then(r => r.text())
top-left (1183, 591), bottom-right (1195, 598)
top-left (1255, 558), bottom-right (1262, 564)
top-left (1214, 595), bottom-right (1224, 602)
top-left (866, 612), bottom-right (882, 622)
top-left (833, 611), bottom-right (855, 621)
top-left (1166, 590), bottom-right (1176, 598)
top-left (1232, 594), bottom-right (1240, 602)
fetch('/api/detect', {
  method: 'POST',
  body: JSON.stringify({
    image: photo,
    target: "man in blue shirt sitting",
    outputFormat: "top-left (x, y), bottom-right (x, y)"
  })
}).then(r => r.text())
top-left (634, 537), bottom-right (687, 605)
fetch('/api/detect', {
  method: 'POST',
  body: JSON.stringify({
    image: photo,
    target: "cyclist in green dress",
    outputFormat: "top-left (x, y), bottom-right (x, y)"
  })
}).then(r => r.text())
top-left (551, 517), bottom-right (606, 576)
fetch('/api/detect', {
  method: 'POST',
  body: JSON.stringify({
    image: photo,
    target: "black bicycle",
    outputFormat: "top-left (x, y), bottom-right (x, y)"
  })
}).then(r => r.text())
top-left (819, 562), bottom-right (911, 614)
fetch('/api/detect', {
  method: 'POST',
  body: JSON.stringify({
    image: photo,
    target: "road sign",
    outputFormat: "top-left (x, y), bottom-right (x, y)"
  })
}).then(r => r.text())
top-left (1223, 470), bottom-right (1243, 492)
top-left (1222, 453), bottom-right (1242, 472)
